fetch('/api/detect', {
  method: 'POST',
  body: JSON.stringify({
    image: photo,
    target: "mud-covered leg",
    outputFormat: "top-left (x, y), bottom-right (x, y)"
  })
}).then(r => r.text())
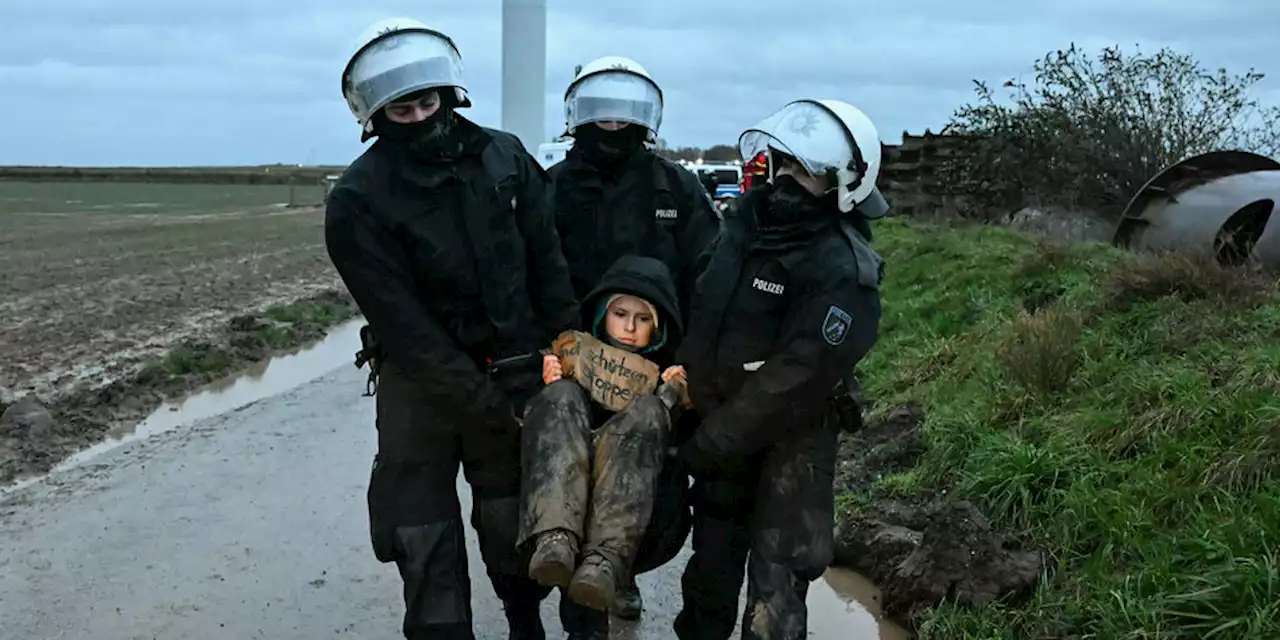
top-left (518, 380), bottom-right (595, 545)
top-left (517, 380), bottom-right (594, 588)
top-left (741, 418), bottom-right (839, 640)
top-left (673, 478), bottom-right (756, 640)
top-left (618, 430), bottom-right (697, 622)
top-left (568, 394), bottom-right (671, 612)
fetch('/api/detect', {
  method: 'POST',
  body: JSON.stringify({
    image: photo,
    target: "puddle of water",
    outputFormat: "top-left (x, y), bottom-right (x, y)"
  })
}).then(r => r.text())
top-left (809, 568), bottom-right (909, 639)
top-left (52, 318), bottom-right (366, 471)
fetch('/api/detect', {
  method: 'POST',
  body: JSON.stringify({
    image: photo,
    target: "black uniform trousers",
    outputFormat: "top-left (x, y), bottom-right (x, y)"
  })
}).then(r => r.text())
top-left (369, 360), bottom-right (550, 639)
top-left (674, 413), bottom-right (840, 640)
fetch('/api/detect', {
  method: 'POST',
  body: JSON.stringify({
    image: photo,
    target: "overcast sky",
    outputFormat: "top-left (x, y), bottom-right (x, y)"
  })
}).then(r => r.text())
top-left (1, 0), bottom-right (1277, 166)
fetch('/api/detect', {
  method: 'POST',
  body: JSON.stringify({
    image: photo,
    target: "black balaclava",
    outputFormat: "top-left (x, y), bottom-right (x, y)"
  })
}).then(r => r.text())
top-left (574, 123), bottom-right (648, 170)
top-left (372, 90), bottom-right (460, 160)
top-left (756, 173), bottom-right (875, 246)
top-left (762, 173), bottom-right (834, 226)
top-left (752, 173), bottom-right (844, 251)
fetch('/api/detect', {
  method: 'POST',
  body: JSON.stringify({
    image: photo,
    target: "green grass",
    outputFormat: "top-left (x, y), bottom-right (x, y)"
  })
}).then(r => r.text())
top-left (856, 218), bottom-right (1280, 639)
top-left (134, 292), bottom-right (358, 397)
top-left (0, 181), bottom-right (325, 215)
top-left (262, 295), bottom-right (354, 327)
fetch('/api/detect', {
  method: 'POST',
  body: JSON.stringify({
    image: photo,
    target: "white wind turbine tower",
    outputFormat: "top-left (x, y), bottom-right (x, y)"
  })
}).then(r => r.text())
top-left (501, 0), bottom-right (548, 152)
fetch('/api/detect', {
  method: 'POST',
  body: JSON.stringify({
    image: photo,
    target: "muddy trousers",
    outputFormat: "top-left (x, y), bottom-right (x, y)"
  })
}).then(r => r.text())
top-left (369, 362), bottom-right (551, 640)
top-left (518, 380), bottom-right (676, 633)
top-left (674, 419), bottom-right (839, 640)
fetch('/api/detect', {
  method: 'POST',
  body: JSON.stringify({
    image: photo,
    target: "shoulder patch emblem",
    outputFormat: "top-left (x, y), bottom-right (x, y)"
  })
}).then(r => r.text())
top-left (822, 305), bottom-right (852, 346)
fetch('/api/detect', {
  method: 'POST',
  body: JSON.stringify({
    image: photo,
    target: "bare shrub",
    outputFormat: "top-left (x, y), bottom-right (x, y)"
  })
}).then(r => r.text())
top-left (940, 43), bottom-right (1280, 220)
top-left (1105, 250), bottom-right (1276, 310)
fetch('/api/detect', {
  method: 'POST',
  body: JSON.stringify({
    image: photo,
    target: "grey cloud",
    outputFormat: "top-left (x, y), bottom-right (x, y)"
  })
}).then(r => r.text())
top-left (0, 0), bottom-right (1276, 165)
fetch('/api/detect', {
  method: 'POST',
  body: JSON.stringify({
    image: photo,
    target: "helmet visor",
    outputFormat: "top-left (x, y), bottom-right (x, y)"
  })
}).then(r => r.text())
top-left (345, 31), bottom-right (465, 122)
top-left (738, 101), bottom-right (853, 178)
top-left (566, 72), bottom-right (662, 132)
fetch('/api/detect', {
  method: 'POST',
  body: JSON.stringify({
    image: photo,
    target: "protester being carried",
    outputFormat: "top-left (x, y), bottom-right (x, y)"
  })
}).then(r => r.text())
top-left (517, 255), bottom-right (690, 618)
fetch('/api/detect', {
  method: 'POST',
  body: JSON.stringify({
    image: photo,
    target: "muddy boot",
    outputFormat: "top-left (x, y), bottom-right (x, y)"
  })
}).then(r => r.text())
top-left (567, 552), bottom-right (619, 612)
top-left (611, 575), bottom-right (643, 620)
top-left (527, 529), bottom-right (579, 588)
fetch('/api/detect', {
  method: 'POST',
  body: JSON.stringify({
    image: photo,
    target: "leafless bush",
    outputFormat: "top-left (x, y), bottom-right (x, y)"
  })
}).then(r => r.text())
top-left (939, 44), bottom-right (1280, 219)
top-left (1105, 249), bottom-right (1277, 310)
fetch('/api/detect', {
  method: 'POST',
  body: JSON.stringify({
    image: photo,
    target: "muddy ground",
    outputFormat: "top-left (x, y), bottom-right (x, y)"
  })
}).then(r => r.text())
top-left (0, 364), bottom-right (898, 639)
top-left (0, 195), bottom-right (357, 484)
top-left (833, 405), bottom-right (1045, 629)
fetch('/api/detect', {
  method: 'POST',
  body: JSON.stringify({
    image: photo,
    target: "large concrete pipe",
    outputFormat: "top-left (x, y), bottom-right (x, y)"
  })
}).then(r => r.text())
top-left (501, 0), bottom-right (547, 153)
top-left (1112, 150), bottom-right (1280, 266)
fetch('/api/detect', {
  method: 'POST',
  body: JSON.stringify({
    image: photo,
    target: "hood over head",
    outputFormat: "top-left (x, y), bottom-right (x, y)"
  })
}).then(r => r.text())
top-left (580, 255), bottom-right (683, 356)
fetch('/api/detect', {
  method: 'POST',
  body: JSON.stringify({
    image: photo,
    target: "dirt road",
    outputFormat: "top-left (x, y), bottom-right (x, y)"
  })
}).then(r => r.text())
top-left (0, 325), bottom-right (900, 639)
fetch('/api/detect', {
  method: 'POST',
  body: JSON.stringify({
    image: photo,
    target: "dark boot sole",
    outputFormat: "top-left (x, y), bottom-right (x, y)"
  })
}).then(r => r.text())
top-left (529, 559), bottom-right (575, 588)
top-left (567, 574), bottom-right (614, 612)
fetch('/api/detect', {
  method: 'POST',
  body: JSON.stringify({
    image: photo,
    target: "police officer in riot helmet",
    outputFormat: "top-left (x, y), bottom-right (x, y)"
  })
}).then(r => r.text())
top-left (549, 56), bottom-right (719, 325)
top-left (323, 18), bottom-right (580, 640)
top-left (540, 55), bottom-right (720, 635)
top-left (673, 99), bottom-right (889, 640)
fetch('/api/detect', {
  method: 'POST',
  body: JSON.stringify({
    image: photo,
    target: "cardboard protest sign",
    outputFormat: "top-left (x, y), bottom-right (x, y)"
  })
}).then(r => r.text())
top-left (552, 331), bottom-right (661, 412)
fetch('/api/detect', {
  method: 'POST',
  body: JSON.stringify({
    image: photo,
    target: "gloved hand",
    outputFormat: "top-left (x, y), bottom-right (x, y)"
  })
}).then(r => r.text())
top-left (482, 390), bottom-right (522, 433)
top-left (678, 436), bottom-right (746, 480)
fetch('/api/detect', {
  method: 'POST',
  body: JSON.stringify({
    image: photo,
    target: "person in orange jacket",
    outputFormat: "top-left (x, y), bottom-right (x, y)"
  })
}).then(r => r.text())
top-left (742, 150), bottom-right (769, 192)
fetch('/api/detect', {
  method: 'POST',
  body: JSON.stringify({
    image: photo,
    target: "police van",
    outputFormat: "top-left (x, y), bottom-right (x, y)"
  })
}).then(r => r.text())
top-left (535, 139), bottom-right (574, 169)
top-left (695, 163), bottom-right (744, 200)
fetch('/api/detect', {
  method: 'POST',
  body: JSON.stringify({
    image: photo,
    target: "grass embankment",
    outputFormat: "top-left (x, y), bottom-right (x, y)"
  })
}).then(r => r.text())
top-left (849, 218), bottom-right (1280, 638)
top-left (133, 290), bottom-right (359, 397)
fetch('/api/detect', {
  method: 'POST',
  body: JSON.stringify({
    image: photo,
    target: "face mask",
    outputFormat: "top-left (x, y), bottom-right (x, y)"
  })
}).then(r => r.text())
top-left (575, 124), bottom-right (647, 167)
top-left (374, 108), bottom-right (456, 156)
top-left (762, 173), bottom-right (828, 225)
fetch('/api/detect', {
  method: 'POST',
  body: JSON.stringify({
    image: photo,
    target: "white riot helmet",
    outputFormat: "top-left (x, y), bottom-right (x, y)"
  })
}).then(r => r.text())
top-left (341, 17), bottom-right (471, 141)
top-left (738, 99), bottom-right (889, 219)
top-left (564, 56), bottom-right (663, 142)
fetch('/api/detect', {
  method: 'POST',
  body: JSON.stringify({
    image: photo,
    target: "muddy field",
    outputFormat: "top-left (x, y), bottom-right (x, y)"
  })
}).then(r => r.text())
top-left (0, 181), bottom-right (354, 482)
top-left (0, 181), bottom-right (335, 397)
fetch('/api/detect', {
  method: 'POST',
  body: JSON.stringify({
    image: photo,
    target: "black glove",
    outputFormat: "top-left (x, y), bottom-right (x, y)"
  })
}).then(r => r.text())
top-left (481, 389), bottom-right (522, 434)
top-left (678, 437), bottom-right (746, 480)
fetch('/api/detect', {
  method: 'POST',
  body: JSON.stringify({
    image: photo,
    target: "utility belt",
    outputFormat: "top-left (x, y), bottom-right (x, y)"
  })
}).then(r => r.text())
top-left (352, 324), bottom-right (542, 397)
